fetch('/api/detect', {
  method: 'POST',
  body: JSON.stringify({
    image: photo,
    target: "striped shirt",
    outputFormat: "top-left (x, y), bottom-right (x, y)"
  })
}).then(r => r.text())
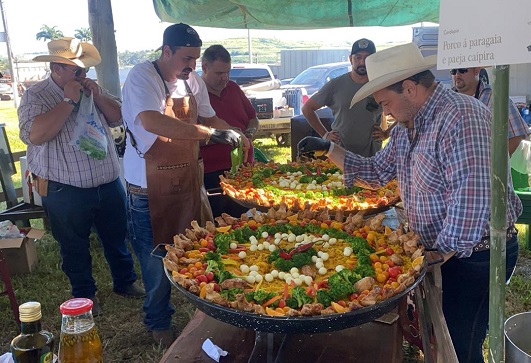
top-left (343, 83), bottom-right (522, 258)
top-left (476, 80), bottom-right (529, 139)
top-left (18, 77), bottom-right (121, 188)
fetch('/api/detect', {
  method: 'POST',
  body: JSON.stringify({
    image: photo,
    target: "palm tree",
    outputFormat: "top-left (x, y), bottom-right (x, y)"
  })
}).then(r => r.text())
top-left (75, 28), bottom-right (92, 42)
top-left (35, 25), bottom-right (64, 41)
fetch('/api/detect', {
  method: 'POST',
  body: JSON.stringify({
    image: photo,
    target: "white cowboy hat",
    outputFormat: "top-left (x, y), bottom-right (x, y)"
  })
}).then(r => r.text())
top-left (33, 37), bottom-right (101, 68)
top-left (350, 43), bottom-right (437, 107)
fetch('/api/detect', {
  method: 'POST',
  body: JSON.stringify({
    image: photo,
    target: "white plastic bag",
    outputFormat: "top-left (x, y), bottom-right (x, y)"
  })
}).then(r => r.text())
top-left (69, 93), bottom-right (108, 160)
top-left (510, 139), bottom-right (531, 174)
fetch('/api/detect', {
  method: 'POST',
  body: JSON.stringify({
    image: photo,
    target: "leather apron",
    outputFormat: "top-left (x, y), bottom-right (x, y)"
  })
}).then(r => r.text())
top-left (144, 71), bottom-right (213, 246)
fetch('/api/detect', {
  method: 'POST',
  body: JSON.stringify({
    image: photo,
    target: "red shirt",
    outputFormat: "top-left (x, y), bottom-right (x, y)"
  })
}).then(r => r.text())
top-left (201, 81), bottom-right (256, 173)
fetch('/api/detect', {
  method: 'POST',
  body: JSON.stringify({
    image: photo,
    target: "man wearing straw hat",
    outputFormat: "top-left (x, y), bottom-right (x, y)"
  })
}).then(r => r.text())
top-left (18, 37), bottom-right (145, 317)
top-left (298, 42), bottom-right (521, 362)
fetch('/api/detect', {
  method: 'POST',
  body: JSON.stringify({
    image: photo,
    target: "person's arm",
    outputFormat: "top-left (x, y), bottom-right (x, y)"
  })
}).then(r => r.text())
top-left (302, 98), bottom-right (340, 143)
top-left (29, 80), bottom-right (83, 145)
top-left (372, 121), bottom-right (397, 141)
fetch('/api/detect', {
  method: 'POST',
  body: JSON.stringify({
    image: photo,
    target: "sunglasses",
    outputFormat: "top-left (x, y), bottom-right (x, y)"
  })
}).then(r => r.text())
top-left (450, 68), bottom-right (469, 75)
top-left (62, 65), bottom-right (91, 77)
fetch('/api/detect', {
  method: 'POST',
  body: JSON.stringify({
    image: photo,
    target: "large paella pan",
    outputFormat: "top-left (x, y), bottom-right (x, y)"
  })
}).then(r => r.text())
top-left (162, 205), bottom-right (425, 334)
top-left (219, 159), bottom-right (400, 215)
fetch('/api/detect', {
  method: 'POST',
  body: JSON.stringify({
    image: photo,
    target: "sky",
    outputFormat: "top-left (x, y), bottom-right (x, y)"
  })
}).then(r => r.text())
top-left (0, 0), bottom-right (436, 58)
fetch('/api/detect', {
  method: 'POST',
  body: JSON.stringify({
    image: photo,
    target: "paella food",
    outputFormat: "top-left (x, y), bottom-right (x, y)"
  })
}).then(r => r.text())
top-left (219, 159), bottom-right (400, 213)
top-left (163, 205), bottom-right (424, 317)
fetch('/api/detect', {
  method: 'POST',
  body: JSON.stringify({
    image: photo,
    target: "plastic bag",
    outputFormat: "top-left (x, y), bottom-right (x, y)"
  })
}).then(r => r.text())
top-left (510, 139), bottom-right (531, 174)
top-left (69, 93), bottom-right (108, 160)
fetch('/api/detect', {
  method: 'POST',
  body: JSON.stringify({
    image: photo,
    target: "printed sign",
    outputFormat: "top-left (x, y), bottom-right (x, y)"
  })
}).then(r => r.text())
top-left (437, 0), bottom-right (531, 69)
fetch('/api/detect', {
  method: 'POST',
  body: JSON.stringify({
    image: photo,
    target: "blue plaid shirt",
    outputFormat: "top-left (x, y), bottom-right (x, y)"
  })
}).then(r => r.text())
top-left (476, 80), bottom-right (529, 139)
top-left (344, 83), bottom-right (522, 258)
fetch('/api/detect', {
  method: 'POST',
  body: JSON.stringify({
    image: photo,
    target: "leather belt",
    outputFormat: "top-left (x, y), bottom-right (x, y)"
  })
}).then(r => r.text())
top-left (473, 226), bottom-right (518, 253)
top-left (126, 182), bottom-right (148, 195)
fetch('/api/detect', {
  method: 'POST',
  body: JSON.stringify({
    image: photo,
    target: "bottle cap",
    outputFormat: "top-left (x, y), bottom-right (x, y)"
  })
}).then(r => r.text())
top-left (19, 301), bottom-right (42, 322)
top-left (59, 298), bottom-right (93, 315)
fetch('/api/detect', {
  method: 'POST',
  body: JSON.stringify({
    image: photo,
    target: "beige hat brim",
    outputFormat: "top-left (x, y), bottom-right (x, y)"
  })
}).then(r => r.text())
top-left (33, 42), bottom-right (101, 68)
top-left (350, 55), bottom-right (437, 108)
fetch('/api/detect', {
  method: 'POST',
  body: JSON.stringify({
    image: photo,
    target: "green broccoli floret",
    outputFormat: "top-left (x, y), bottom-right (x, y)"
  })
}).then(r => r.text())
top-left (232, 226), bottom-right (257, 243)
top-left (273, 257), bottom-right (294, 272)
top-left (218, 270), bottom-right (237, 283)
top-left (219, 288), bottom-right (243, 301)
top-left (252, 174), bottom-right (266, 187)
top-left (316, 289), bottom-right (333, 307)
top-left (204, 251), bottom-right (222, 264)
top-left (285, 286), bottom-right (313, 309)
top-left (353, 264), bottom-right (374, 278)
top-left (246, 290), bottom-right (278, 305)
top-left (327, 269), bottom-right (361, 300)
top-left (213, 234), bottom-right (232, 254)
top-left (205, 260), bottom-right (222, 280)
top-left (291, 250), bottom-right (315, 266)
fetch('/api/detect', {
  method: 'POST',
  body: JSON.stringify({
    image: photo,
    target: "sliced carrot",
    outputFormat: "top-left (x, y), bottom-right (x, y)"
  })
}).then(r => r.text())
top-left (331, 301), bottom-right (347, 313)
top-left (265, 307), bottom-right (284, 316)
top-left (283, 283), bottom-right (289, 300)
top-left (199, 284), bottom-right (208, 299)
top-left (216, 226), bottom-right (232, 233)
top-left (262, 295), bottom-right (282, 307)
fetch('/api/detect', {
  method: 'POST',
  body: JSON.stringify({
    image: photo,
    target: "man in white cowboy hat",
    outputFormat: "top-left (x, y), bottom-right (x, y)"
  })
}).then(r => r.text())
top-left (18, 37), bottom-right (145, 317)
top-left (302, 38), bottom-right (383, 157)
top-left (298, 42), bottom-right (521, 362)
top-left (451, 66), bottom-right (528, 156)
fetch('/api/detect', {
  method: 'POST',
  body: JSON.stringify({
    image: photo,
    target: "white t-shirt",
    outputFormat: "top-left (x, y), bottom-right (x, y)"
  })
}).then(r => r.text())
top-left (122, 61), bottom-right (215, 187)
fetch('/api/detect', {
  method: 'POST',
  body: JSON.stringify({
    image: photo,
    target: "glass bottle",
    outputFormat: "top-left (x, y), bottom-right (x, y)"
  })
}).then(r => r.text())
top-left (57, 298), bottom-right (102, 363)
top-left (10, 301), bottom-right (54, 363)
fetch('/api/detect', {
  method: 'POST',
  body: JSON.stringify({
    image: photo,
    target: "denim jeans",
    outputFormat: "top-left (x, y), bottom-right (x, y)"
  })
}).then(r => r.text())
top-left (126, 191), bottom-right (175, 331)
top-left (441, 235), bottom-right (519, 363)
top-left (42, 178), bottom-right (137, 298)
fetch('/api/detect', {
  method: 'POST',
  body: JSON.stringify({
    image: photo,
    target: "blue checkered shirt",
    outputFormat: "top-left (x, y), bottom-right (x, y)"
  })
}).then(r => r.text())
top-left (476, 80), bottom-right (529, 139)
top-left (343, 83), bottom-right (522, 258)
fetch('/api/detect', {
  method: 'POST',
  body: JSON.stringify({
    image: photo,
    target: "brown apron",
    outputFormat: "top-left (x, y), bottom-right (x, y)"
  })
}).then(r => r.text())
top-left (144, 71), bottom-right (213, 246)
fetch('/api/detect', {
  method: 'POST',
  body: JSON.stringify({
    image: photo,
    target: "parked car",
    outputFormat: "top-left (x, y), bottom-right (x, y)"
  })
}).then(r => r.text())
top-left (282, 61), bottom-right (351, 97)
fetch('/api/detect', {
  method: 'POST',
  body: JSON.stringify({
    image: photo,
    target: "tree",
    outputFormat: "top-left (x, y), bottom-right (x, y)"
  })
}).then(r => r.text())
top-left (35, 25), bottom-right (64, 41)
top-left (75, 28), bottom-right (92, 42)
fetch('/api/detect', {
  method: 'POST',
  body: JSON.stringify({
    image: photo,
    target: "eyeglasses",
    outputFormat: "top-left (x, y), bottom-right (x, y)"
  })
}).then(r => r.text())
top-left (62, 65), bottom-right (90, 77)
top-left (450, 68), bottom-right (469, 75)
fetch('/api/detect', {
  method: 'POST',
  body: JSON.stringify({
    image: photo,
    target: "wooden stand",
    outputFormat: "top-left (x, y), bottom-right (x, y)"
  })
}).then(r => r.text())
top-left (160, 310), bottom-right (403, 363)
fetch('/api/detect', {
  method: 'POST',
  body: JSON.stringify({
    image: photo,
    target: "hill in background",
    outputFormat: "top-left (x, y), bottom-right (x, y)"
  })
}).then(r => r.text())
top-left (118, 37), bottom-right (351, 66)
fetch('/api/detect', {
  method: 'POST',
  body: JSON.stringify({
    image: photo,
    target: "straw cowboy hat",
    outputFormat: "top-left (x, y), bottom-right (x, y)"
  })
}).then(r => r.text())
top-left (33, 37), bottom-right (101, 68)
top-left (350, 42), bottom-right (437, 107)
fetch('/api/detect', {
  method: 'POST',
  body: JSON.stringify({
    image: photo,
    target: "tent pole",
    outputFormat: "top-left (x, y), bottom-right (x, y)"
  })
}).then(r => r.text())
top-left (488, 64), bottom-right (510, 363)
top-left (247, 29), bottom-right (252, 63)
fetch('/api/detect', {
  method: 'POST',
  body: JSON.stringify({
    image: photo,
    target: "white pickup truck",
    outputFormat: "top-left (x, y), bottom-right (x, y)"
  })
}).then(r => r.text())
top-left (230, 64), bottom-right (302, 145)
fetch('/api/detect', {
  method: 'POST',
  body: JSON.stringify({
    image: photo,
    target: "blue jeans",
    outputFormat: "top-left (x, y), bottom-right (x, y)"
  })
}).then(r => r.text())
top-left (42, 178), bottom-right (137, 298)
top-left (126, 191), bottom-right (175, 331)
top-left (441, 235), bottom-right (519, 363)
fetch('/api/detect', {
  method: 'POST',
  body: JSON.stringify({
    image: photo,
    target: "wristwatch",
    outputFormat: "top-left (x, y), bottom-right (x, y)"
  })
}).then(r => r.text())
top-left (63, 97), bottom-right (78, 107)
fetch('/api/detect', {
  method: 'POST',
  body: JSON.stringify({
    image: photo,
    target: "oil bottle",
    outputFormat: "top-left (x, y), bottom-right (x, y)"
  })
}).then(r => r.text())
top-left (10, 301), bottom-right (54, 363)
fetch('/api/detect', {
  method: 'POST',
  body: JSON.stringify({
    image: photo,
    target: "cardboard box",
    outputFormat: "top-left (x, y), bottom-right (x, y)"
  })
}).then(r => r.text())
top-left (19, 156), bottom-right (43, 207)
top-left (0, 228), bottom-right (45, 275)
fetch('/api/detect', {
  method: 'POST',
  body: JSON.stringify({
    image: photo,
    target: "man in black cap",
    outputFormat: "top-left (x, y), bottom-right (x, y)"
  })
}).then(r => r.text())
top-left (121, 23), bottom-right (250, 346)
top-left (302, 38), bottom-right (383, 156)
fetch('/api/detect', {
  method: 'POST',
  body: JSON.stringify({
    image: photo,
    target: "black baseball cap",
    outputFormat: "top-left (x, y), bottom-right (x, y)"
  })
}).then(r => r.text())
top-left (351, 38), bottom-right (376, 55)
top-left (159, 23), bottom-right (202, 50)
